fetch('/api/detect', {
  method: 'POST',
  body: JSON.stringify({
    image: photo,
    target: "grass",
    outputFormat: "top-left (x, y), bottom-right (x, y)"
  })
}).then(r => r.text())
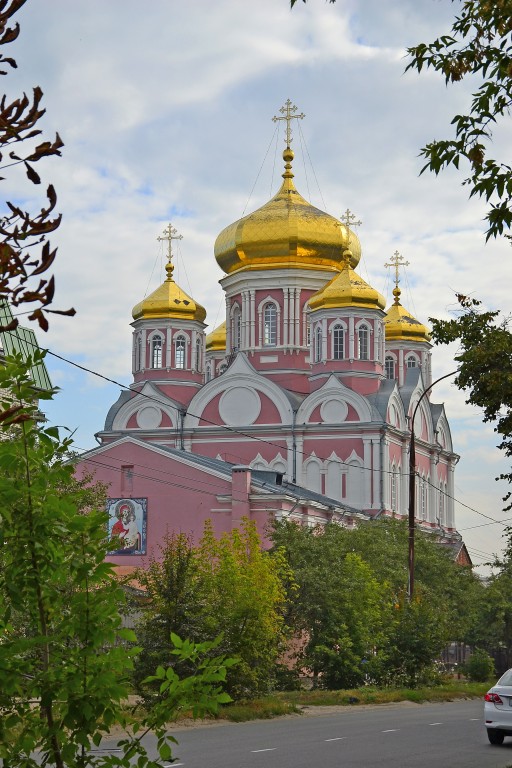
top-left (214, 680), bottom-right (490, 722)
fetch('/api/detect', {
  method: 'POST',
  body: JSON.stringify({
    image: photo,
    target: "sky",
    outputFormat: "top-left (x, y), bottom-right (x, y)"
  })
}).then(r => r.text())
top-left (5, 0), bottom-right (512, 572)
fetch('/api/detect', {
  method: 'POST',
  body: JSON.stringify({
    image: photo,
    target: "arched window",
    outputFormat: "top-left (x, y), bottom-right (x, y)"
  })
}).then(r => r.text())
top-left (420, 477), bottom-right (427, 520)
top-left (391, 469), bottom-right (398, 512)
top-left (314, 326), bottom-right (322, 363)
top-left (195, 339), bottom-right (201, 372)
top-left (205, 363), bottom-right (212, 382)
top-left (263, 303), bottom-right (277, 346)
top-left (174, 336), bottom-right (186, 369)
top-left (232, 305), bottom-right (241, 350)
top-left (151, 334), bottom-right (163, 369)
top-left (135, 334), bottom-right (142, 370)
top-left (385, 355), bottom-right (395, 379)
top-left (358, 324), bottom-right (369, 360)
top-left (406, 354), bottom-right (417, 368)
top-left (333, 324), bottom-right (344, 360)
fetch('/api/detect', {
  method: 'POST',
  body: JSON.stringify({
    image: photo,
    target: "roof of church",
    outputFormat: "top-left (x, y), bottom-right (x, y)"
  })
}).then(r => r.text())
top-left (214, 144), bottom-right (361, 276)
top-left (384, 287), bottom-right (430, 343)
top-left (132, 260), bottom-right (206, 323)
top-left (309, 248), bottom-right (386, 312)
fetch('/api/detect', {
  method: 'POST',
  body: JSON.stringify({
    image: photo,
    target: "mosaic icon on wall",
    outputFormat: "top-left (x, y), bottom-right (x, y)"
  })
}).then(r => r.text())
top-left (107, 498), bottom-right (147, 555)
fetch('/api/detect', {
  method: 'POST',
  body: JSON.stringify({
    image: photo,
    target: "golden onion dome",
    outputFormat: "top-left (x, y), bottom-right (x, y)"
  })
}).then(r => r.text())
top-left (215, 148), bottom-right (361, 275)
top-left (205, 320), bottom-right (226, 351)
top-left (132, 261), bottom-right (206, 323)
top-left (309, 249), bottom-right (386, 312)
top-left (384, 287), bottom-right (431, 342)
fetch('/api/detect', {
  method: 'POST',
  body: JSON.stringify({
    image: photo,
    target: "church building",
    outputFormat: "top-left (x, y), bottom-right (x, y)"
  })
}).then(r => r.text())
top-left (75, 102), bottom-right (466, 567)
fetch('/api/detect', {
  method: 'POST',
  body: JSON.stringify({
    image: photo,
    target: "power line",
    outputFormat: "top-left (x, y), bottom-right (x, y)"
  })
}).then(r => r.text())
top-left (6, 330), bottom-right (501, 529)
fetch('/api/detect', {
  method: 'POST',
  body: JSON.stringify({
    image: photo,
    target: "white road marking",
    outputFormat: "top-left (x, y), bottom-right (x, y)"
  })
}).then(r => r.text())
top-left (382, 729), bottom-right (399, 732)
top-left (251, 748), bottom-right (277, 753)
top-left (470, 718), bottom-right (480, 721)
top-left (429, 722), bottom-right (443, 726)
top-left (325, 737), bottom-right (346, 742)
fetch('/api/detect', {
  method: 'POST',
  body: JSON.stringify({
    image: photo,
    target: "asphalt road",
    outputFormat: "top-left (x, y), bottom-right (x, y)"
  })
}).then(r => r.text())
top-left (120, 699), bottom-right (512, 768)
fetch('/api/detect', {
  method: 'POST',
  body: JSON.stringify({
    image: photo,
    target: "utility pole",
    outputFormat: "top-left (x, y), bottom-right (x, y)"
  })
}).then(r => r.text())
top-left (408, 369), bottom-right (459, 600)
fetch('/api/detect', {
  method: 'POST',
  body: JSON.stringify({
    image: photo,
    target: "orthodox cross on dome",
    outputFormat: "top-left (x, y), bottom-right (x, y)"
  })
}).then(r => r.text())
top-left (340, 208), bottom-right (362, 230)
top-left (157, 222), bottom-right (183, 264)
top-left (384, 250), bottom-right (410, 304)
top-left (272, 99), bottom-right (305, 148)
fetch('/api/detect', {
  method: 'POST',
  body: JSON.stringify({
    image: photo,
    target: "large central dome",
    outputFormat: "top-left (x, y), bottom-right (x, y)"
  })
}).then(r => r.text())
top-left (215, 147), bottom-right (361, 275)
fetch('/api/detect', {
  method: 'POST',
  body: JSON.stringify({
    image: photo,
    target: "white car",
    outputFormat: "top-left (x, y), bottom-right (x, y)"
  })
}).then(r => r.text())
top-left (485, 669), bottom-right (512, 745)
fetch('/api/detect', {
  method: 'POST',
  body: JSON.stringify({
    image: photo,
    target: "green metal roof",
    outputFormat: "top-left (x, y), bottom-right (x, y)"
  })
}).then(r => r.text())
top-left (0, 303), bottom-right (53, 391)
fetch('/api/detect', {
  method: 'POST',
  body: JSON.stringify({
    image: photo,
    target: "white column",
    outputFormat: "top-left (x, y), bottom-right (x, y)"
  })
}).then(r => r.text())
top-left (429, 454), bottom-right (437, 524)
top-left (363, 438), bottom-right (372, 509)
top-left (283, 288), bottom-right (289, 347)
top-left (372, 439), bottom-right (381, 510)
top-left (322, 317), bottom-right (327, 360)
top-left (398, 348), bottom-right (404, 386)
top-left (250, 290), bottom-right (256, 350)
top-left (349, 315), bottom-right (355, 359)
top-left (289, 288), bottom-right (295, 346)
top-left (401, 440), bottom-right (408, 517)
top-left (382, 435), bottom-right (390, 509)
top-left (141, 329), bottom-right (147, 369)
top-left (294, 289), bottom-right (301, 347)
top-left (447, 461), bottom-right (455, 529)
top-left (225, 297), bottom-right (231, 352)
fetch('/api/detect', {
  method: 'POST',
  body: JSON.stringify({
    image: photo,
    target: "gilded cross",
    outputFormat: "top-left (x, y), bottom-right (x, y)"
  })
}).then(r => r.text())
top-left (272, 99), bottom-right (305, 147)
top-left (340, 208), bottom-right (362, 230)
top-left (384, 250), bottom-right (410, 290)
top-left (157, 223), bottom-right (183, 262)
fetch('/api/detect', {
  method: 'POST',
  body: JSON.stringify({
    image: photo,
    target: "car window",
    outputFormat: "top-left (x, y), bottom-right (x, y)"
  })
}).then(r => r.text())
top-left (498, 669), bottom-right (512, 686)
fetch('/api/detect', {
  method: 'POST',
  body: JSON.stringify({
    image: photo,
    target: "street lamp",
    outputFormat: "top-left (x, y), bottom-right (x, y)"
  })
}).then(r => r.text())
top-left (408, 369), bottom-right (459, 599)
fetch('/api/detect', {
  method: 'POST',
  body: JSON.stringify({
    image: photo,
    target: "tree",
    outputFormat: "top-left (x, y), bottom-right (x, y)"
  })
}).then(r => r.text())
top-left (406, 0), bottom-right (512, 240)
top-left (131, 532), bottom-right (210, 702)
top-left (0, 0), bottom-right (74, 331)
top-left (272, 518), bottom-right (483, 687)
top-left (195, 519), bottom-right (291, 698)
top-left (0, 355), bottom-right (234, 767)
top-left (429, 295), bottom-right (512, 508)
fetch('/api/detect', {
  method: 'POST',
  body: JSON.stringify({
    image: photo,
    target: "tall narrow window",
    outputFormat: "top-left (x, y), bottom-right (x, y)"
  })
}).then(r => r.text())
top-left (385, 355), bottom-right (395, 379)
top-left (358, 324), bottom-right (369, 360)
top-left (175, 336), bottom-right (186, 369)
top-left (195, 339), bottom-right (201, 372)
top-left (205, 363), bottom-right (212, 382)
top-left (333, 324), bottom-right (344, 360)
top-left (232, 306), bottom-right (241, 350)
top-left (135, 334), bottom-right (142, 370)
top-left (263, 303), bottom-right (277, 346)
top-left (315, 326), bottom-right (322, 363)
top-left (391, 470), bottom-right (397, 512)
top-left (151, 334), bottom-right (163, 369)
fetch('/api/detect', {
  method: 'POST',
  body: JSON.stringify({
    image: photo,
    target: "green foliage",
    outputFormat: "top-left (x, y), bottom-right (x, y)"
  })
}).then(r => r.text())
top-left (131, 532), bottom-right (208, 702)
top-left (406, 0), bottom-right (512, 240)
top-left (0, 355), bottom-right (235, 767)
top-left (271, 518), bottom-right (484, 688)
top-left (134, 519), bottom-right (291, 701)
top-left (463, 648), bottom-right (495, 681)
top-left (429, 296), bottom-right (512, 508)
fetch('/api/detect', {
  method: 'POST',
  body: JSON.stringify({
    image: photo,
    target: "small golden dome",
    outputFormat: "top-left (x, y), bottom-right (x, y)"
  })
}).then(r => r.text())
top-left (132, 262), bottom-right (206, 323)
top-left (206, 320), bottom-right (226, 351)
top-left (309, 250), bottom-right (386, 311)
top-left (215, 148), bottom-right (361, 275)
top-left (384, 287), bottom-right (431, 342)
